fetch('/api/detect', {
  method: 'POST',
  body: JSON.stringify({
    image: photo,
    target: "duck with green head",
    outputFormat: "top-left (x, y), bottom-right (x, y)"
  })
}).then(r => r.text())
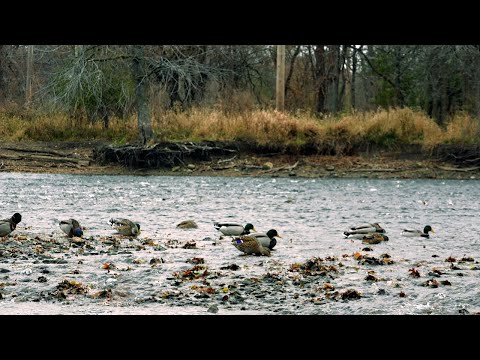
top-left (0, 213), bottom-right (22, 237)
top-left (344, 222), bottom-right (385, 239)
top-left (214, 222), bottom-right (256, 236)
top-left (402, 225), bottom-right (434, 238)
top-left (247, 229), bottom-right (282, 250)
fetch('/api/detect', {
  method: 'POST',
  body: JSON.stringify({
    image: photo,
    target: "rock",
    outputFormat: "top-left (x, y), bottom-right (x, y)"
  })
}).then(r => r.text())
top-left (105, 278), bottom-right (118, 288)
top-left (263, 162), bottom-right (274, 170)
top-left (187, 164), bottom-right (196, 170)
top-left (21, 268), bottom-right (33, 275)
top-left (171, 166), bottom-right (180, 172)
top-left (207, 304), bottom-right (219, 314)
top-left (326, 165), bottom-right (335, 171)
top-left (176, 220), bottom-right (198, 229)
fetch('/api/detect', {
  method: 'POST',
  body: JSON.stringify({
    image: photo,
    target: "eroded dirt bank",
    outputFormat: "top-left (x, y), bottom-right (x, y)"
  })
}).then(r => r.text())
top-left (0, 141), bottom-right (479, 180)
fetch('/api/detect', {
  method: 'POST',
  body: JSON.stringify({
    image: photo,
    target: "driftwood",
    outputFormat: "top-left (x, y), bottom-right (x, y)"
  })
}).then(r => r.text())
top-left (0, 147), bottom-right (71, 157)
top-left (347, 168), bottom-right (402, 172)
top-left (0, 153), bottom-right (90, 166)
top-left (216, 155), bottom-right (237, 164)
top-left (93, 141), bottom-right (237, 169)
top-left (434, 144), bottom-right (480, 167)
top-left (436, 165), bottom-right (480, 172)
top-left (263, 161), bottom-right (300, 174)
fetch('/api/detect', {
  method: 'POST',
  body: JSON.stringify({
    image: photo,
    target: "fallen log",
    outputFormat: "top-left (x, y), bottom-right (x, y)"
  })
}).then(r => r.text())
top-left (0, 153), bottom-right (90, 166)
top-left (346, 168), bottom-right (402, 172)
top-left (436, 165), bottom-right (480, 172)
top-left (264, 160), bottom-right (300, 173)
top-left (0, 147), bottom-right (72, 157)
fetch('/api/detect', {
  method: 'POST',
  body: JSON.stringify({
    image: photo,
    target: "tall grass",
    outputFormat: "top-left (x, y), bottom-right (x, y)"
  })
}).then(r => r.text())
top-left (1, 106), bottom-right (479, 153)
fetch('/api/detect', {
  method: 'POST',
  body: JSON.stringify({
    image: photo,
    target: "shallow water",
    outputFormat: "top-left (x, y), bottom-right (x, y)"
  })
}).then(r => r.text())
top-left (1, 173), bottom-right (479, 315)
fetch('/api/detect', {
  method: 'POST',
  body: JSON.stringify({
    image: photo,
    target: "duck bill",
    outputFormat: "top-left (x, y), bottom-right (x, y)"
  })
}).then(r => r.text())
top-left (277, 234), bottom-right (283, 238)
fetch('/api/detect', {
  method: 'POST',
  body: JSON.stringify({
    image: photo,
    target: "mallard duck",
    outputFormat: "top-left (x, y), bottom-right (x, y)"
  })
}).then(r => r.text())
top-left (247, 229), bottom-right (282, 250)
top-left (344, 222), bottom-right (385, 239)
top-left (109, 218), bottom-right (141, 237)
top-left (214, 222), bottom-right (256, 236)
top-left (231, 235), bottom-right (271, 256)
top-left (402, 225), bottom-right (434, 238)
top-left (0, 212), bottom-right (22, 237)
top-left (361, 233), bottom-right (389, 244)
top-left (59, 219), bottom-right (83, 238)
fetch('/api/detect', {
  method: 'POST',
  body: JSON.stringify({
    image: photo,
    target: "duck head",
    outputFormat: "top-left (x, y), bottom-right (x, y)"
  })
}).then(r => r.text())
top-left (267, 229), bottom-right (282, 238)
top-left (73, 228), bottom-right (83, 237)
top-left (12, 213), bottom-right (22, 224)
top-left (244, 223), bottom-right (256, 232)
top-left (424, 225), bottom-right (434, 234)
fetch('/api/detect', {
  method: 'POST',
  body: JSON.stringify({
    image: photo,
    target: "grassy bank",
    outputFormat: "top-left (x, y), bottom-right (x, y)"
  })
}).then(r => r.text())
top-left (1, 107), bottom-right (479, 154)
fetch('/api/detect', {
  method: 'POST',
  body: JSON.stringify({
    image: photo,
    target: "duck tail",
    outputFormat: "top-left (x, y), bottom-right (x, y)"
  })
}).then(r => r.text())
top-left (260, 246), bottom-right (271, 257)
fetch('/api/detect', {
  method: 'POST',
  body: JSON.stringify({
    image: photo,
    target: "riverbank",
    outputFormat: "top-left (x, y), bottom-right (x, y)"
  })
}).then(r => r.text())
top-left (0, 140), bottom-right (479, 180)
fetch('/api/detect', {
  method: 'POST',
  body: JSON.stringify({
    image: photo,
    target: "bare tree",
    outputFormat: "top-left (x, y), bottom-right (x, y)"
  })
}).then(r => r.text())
top-left (132, 45), bottom-right (153, 144)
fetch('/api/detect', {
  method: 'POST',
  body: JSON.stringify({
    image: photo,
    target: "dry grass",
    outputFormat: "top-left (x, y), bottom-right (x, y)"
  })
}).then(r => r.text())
top-left (1, 106), bottom-right (479, 153)
top-left (442, 112), bottom-right (480, 144)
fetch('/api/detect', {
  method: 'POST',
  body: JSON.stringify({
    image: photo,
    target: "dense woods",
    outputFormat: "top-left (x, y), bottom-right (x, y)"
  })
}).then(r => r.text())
top-left (1, 45), bottom-right (479, 146)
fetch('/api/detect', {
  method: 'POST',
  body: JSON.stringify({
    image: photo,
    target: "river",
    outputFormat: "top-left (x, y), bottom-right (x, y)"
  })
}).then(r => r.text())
top-left (0, 173), bottom-right (479, 314)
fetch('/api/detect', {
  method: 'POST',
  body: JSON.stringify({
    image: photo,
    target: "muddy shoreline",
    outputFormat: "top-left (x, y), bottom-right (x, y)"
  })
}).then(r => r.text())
top-left (0, 140), bottom-right (479, 180)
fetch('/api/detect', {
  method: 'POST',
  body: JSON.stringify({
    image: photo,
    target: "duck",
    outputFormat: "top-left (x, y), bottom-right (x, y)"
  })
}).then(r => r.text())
top-left (214, 222), bottom-right (256, 236)
top-left (344, 222), bottom-right (385, 239)
top-left (361, 233), bottom-right (389, 244)
top-left (247, 229), bottom-right (282, 250)
top-left (109, 218), bottom-right (141, 237)
top-left (59, 219), bottom-right (83, 238)
top-left (401, 225), bottom-right (434, 238)
top-left (231, 235), bottom-right (271, 256)
top-left (0, 212), bottom-right (22, 237)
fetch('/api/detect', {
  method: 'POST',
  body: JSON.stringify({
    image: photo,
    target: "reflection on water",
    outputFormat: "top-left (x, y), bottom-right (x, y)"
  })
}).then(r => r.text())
top-left (1, 173), bottom-right (480, 314)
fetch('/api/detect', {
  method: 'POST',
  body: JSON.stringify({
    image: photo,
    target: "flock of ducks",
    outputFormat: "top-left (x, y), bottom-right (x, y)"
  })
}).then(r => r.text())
top-left (0, 213), bottom-right (435, 257)
top-left (0, 213), bottom-right (282, 257)
top-left (214, 222), bottom-right (281, 257)
top-left (0, 213), bottom-right (141, 239)
top-left (343, 222), bottom-right (435, 244)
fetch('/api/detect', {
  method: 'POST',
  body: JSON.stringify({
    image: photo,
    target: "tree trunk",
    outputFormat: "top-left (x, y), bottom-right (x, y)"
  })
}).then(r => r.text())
top-left (338, 45), bottom-right (348, 111)
top-left (25, 45), bottom-right (34, 107)
top-left (0, 45), bottom-right (5, 101)
top-left (351, 46), bottom-right (357, 109)
top-left (132, 45), bottom-right (153, 145)
top-left (394, 46), bottom-right (404, 107)
top-left (314, 45), bottom-right (326, 113)
top-left (276, 45), bottom-right (285, 111)
top-left (285, 45), bottom-right (300, 99)
top-left (331, 45), bottom-right (341, 113)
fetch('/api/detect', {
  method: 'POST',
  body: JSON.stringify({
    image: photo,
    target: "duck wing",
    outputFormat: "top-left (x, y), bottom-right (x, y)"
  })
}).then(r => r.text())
top-left (232, 236), bottom-right (271, 256)
top-left (214, 222), bottom-right (245, 236)
top-left (0, 219), bottom-right (15, 236)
